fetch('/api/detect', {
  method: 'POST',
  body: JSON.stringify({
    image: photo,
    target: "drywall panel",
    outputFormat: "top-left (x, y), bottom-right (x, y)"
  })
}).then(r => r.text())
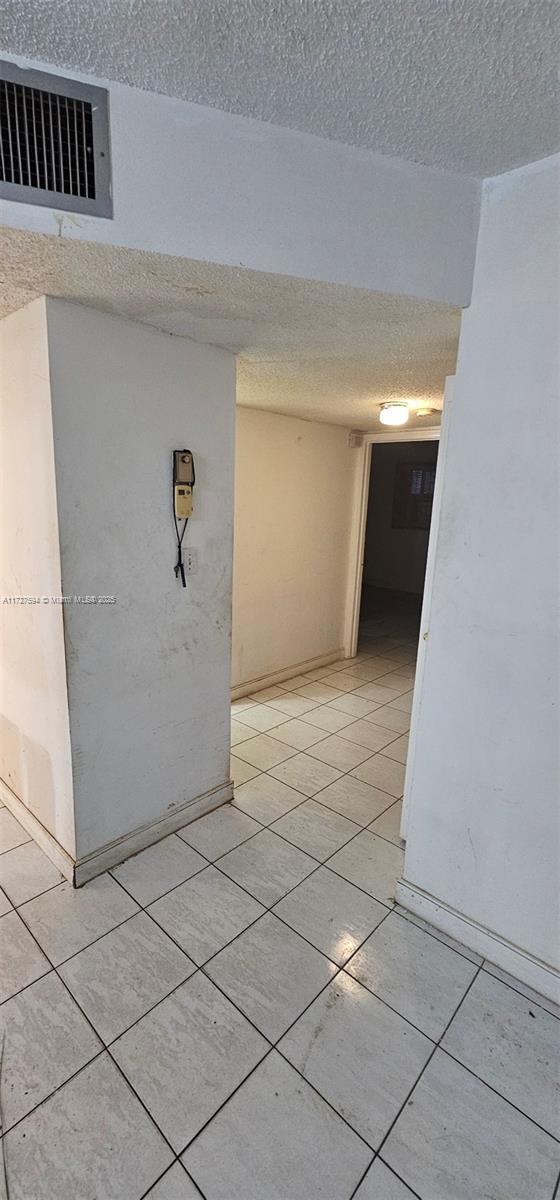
top-left (402, 155), bottom-right (560, 975)
top-left (0, 298), bottom-right (75, 854)
top-left (45, 300), bottom-right (236, 857)
top-left (232, 408), bottom-right (358, 687)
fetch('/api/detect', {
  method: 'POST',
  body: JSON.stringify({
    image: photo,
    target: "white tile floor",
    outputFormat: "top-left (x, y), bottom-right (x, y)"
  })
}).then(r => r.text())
top-left (1, 630), bottom-right (559, 1199)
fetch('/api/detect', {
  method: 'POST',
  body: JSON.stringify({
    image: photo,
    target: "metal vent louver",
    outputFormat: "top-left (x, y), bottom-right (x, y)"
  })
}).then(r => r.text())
top-left (0, 61), bottom-right (112, 217)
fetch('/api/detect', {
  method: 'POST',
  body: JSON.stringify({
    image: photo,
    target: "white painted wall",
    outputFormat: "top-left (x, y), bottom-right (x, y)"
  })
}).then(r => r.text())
top-left (0, 299), bottom-right (75, 855)
top-left (401, 155), bottom-right (560, 993)
top-left (1, 55), bottom-right (480, 307)
top-left (232, 408), bottom-right (357, 689)
top-left (45, 300), bottom-right (236, 859)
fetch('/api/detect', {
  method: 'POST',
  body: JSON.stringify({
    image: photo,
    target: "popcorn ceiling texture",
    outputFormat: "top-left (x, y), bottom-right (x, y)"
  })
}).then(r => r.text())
top-left (2, 0), bottom-right (559, 176)
top-left (0, 228), bottom-right (458, 429)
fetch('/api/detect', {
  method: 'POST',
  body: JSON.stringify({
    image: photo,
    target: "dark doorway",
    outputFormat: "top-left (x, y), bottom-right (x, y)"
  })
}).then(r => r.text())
top-left (359, 440), bottom-right (439, 642)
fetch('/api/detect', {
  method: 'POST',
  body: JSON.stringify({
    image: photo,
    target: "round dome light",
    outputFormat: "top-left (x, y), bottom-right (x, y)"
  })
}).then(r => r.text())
top-left (379, 402), bottom-right (409, 426)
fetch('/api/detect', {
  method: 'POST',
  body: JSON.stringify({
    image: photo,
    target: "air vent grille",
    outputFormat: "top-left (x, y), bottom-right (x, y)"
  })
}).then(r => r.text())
top-left (1, 80), bottom-right (96, 198)
top-left (0, 62), bottom-right (112, 217)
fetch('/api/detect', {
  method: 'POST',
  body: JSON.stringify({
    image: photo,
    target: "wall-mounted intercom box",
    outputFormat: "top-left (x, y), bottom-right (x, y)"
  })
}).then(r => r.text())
top-left (173, 449), bottom-right (194, 519)
top-left (172, 449), bottom-right (195, 587)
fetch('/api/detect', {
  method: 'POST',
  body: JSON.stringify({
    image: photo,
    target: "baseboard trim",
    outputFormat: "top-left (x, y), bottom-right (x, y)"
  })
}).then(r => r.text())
top-left (0, 775), bottom-right (232, 888)
top-left (74, 780), bottom-right (233, 885)
top-left (0, 777), bottom-right (76, 883)
top-left (232, 648), bottom-right (345, 701)
top-left (396, 879), bottom-right (560, 1005)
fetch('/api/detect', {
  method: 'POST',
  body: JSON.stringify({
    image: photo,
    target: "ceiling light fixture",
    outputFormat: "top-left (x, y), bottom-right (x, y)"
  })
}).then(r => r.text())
top-left (379, 402), bottom-right (409, 426)
top-left (417, 407), bottom-right (436, 417)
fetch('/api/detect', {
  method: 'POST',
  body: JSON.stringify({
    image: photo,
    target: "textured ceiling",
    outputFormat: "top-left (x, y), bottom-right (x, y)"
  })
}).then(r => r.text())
top-left (0, 227), bottom-right (459, 429)
top-left (2, 1), bottom-right (559, 175)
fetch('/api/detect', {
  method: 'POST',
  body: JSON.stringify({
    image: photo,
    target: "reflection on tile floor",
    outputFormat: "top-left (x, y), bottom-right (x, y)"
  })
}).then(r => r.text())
top-left (1, 628), bottom-right (559, 1199)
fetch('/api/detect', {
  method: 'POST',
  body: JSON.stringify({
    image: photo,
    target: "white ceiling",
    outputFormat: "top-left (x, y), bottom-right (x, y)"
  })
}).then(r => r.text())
top-left (0, 228), bottom-right (459, 429)
top-left (2, 0), bottom-right (559, 176)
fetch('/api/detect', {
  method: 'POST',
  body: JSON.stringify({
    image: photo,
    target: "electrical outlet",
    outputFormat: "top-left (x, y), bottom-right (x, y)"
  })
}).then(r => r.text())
top-left (185, 547), bottom-right (198, 575)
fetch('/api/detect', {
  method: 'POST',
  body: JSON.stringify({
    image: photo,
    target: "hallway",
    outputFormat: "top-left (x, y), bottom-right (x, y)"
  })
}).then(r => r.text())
top-left (0, 629), bottom-right (558, 1199)
top-left (0, 4), bottom-right (558, 1196)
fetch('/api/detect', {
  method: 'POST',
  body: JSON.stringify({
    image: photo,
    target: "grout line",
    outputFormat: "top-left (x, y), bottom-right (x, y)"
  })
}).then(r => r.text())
top-left (191, 849), bottom-right (396, 968)
top-left (1, 910), bottom-right (184, 1168)
top-left (350, 1154), bottom-right (424, 1200)
top-left (233, 746), bottom-right (405, 817)
top-left (187, 794), bottom-right (393, 890)
top-left (211, 806), bottom-right (399, 909)
top-left (0, 766), bottom-right (488, 997)
top-left (1, 870), bottom-right (229, 1152)
top-left (4, 633), bottom-right (554, 1196)
top-left (2, 655), bottom-right (395, 1052)
top-left (234, 676), bottom-right (412, 735)
top-left (70, 832), bottom-right (413, 1166)
top-left (381, 1163), bottom-right (425, 1200)
top-left (304, 722), bottom-right (405, 759)
top-left (172, 1045), bottom-right (274, 1167)
top-left (267, 812), bottom-right (364, 853)
top-left (269, 904), bottom-right (391, 972)
top-left (1, 869), bottom-right (206, 1006)
top-left (478, 965), bottom-right (560, 1022)
top-left (192, 769), bottom-right (477, 970)
top-left (387, 905), bottom-right (482, 968)
top-left (1, 1043), bottom-right (109, 1140)
top-left (349, 1157), bottom-right (377, 1200)
top-left (3, 939), bottom-right (203, 1139)
top-left (178, 1001), bottom-right (378, 1166)
top-left (108, 852), bottom-right (213, 909)
top-left (0, 877), bottom-right (66, 910)
top-left (241, 750), bottom-right (405, 802)
top-left (6, 800), bottom-right (556, 1175)
top-left (20, 901), bottom-right (142, 971)
top-left (258, 816), bottom-right (405, 906)
top-left (0, 837), bottom-right (33, 857)
top-left (436, 1044), bottom-right (560, 1144)
top-left (279, 1049), bottom-right (378, 1158)
top-left (179, 944), bottom-right (394, 1168)
top-left (352, 963), bottom-right (486, 1197)
top-left (98, 881), bottom-right (281, 1051)
top-left (167, 808), bottom-right (479, 976)
top-left (142, 712), bottom-right (482, 1174)
top-left (111, 813), bottom-right (456, 1095)
top-left (333, 962), bottom-right (438, 1047)
top-left (139, 1160), bottom-right (207, 1200)
top-left (312, 787), bottom-right (398, 822)
top-left (147, 896), bottom-right (269, 975)
top-left (0, 1028), bottom-right (11, 1198)
top-left (6, 793), bottom-right (548, 1000)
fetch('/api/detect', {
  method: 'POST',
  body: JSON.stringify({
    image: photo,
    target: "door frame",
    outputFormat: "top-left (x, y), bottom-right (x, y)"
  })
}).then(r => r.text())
top-left (343, 425), bottom-right (442, 659)
top-left (400, 383), bottom-right (453, 837)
